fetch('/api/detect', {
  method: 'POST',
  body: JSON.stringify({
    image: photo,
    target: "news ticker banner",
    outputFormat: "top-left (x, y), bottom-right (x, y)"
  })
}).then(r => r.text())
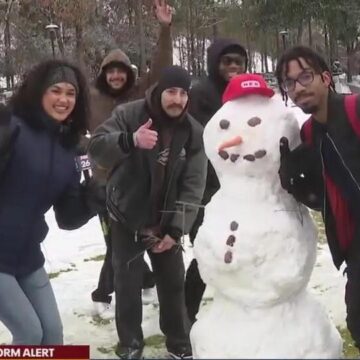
top-left (0, 346), bottom-right (89, 360)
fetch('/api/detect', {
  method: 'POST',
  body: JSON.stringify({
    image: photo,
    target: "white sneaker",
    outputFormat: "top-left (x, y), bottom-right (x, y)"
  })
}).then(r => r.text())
top-left (142, 287), bottom-right (158, 305)
top-left (92, 302), bottom-right (115, 320)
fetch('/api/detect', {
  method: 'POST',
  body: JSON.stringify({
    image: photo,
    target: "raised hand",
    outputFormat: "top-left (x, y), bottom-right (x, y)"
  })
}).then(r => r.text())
top-left (154, 0), bottom-right (172, 26)
top-left (134, 119), bottom-right (158, 150)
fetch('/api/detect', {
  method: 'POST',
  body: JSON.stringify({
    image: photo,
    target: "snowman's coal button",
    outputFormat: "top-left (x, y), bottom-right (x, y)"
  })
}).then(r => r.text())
top-left (219, 119), bottom-right (230, 129)
top-left (230, 221), bottom-right (239, 231)
top-left (218, 150), bottom-right (229, 160)
top-left (247, 117), bottom-right (262, 127)
top-left (243, 154), bottom-right (256, 161)
top-left (224, 251), bottom-right (233, 264)
top-left (226, 235), bottom-right (236, 246)
top-left (254, 149), bottom-right (267, 159)
top-left (230, 154), bottom-right (240, 163)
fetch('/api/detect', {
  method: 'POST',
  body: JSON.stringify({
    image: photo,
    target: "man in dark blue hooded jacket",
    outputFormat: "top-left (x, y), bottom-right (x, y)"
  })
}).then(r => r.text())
top-left (185, 38), bottom-right (248, 324)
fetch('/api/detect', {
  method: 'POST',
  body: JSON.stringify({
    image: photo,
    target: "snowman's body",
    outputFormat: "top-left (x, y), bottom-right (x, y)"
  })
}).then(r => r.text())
top-left (191, 93), bottom-right (342, 358)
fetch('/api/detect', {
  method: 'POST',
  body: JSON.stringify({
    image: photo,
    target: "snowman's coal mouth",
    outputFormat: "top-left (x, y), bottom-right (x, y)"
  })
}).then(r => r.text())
top-left (218, 150), bottom-right (229, 160)
top-left (218, 149), bottom-right (267, 162)
top-left (218, 150), bottom-right (240, 162)
top-left (230, 154), bottom-right (240, 163)
top-left (244, 149), bottom-right (267, 162)
top-left (243, 154), bottom-right (255, 162)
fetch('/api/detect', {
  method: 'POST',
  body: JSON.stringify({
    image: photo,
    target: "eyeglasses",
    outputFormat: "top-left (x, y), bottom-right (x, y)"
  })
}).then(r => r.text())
top-left (220, 54), bottom-right (245, 67)
top-left (282, 70), bottom-right (315, 92)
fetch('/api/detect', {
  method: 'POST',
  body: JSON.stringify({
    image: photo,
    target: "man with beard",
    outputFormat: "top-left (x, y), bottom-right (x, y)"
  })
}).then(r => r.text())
top-left (185, 39), bottom-right (248, 324)
top-left (88, 0), bottom-right (173, 318)
top-left (88, 65), bottom-right (207, 359)
top-left (275, 45), bottom-right (360, 351)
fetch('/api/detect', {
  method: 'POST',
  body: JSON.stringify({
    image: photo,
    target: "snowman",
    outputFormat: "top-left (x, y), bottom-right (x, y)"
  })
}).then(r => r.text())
top-left (190, 74), bottom-right (342, 359)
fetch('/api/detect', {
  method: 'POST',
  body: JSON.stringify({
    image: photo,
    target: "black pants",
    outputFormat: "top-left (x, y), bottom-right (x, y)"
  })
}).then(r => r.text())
top-left (185, 207), bottom-right (206, 323)
top-left (91, 212), bottom-right (155, 304)
top-left (111, 220), bottom-right (191, 351)
top-left (344, 230), bottom-right (360, 349)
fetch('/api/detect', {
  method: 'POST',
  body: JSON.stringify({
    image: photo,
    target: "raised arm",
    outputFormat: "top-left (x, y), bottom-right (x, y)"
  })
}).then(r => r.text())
top-left (136, 0), bottom-right (173, 97)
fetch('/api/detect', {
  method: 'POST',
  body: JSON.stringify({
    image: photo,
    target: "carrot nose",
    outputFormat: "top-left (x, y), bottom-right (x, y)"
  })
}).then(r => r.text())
top-left (218, 136), bottom-right (243, 151)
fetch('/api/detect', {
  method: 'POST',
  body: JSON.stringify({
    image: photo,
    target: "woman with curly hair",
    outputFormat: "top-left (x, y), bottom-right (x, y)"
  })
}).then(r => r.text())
top-left (0, 59), bottom-right (96, 345)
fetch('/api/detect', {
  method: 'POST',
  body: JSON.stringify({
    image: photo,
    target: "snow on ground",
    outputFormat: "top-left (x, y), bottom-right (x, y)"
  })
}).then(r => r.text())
top-left (0, 209), bottom-right (346, 358)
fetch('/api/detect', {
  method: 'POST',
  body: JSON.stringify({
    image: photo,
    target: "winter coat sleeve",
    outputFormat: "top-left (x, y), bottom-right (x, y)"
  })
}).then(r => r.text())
top-left (0, 107), bottom-right (20, 180)
top-left (53, 169), bottom-right (97, 230)
top-left (188, 83), bottom-right (221, 204)
top-left (165, 124), bottom-right (207, 238)
top-left (135, 24), bottom-right (172, 99)
top-left (188, 82), bottom-right (218, 127)
top-left (87, 105), bottom-right (132, 171)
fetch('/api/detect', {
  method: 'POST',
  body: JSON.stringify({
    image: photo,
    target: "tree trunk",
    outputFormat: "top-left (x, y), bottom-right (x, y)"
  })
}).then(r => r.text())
top-left (135, 0), bottom-right (146, 74)
top-left (127, 0), bottom-right (134, 27)
top-left (188, 0), bottom-right (196, 74)
top-left (296, 21), bottom-right (303, 44)
top-left (212, 1), bottom-right (218, 40)
top-left (178, 36), bottom-right (185, 68)
top-left (75, 23), bottom-right (85, 70)
top-left (4, 0), bottom-right (14, 89)
top-left (347, 43), bottom-right (352, 83)
top-left (201, 35), bottom-right (206, 75)
top-left (324, 24), bottom-right (329, 65)
top-left (57, 22), bottom-right (65, 57)
top-left (275, 28), bottom-right (280, 59)
top-left (264, 33), bottom-right (269, 73)
top-left (329, 27), bottom-right (336, 66)
top-left (245, 27), bottom-right (252, 72)
top-left (185, 3), bottom-right (191, 71)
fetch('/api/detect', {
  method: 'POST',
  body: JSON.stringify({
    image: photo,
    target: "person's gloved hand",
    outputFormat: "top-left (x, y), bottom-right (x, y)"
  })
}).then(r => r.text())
top-left (83, 178), bottom-right (107, 214)
top-left (279, 137), bottom-right (323, 209)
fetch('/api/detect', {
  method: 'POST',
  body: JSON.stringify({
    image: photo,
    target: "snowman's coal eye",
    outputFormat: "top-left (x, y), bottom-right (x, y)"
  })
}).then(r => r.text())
top-left (247, 117), bottom-right (262, 127)
top-left (219, 119), bottom-right (230, 129)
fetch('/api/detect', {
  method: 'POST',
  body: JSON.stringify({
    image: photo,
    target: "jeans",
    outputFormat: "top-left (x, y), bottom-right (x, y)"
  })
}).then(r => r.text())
top-left (0, 267), bottom-right (63, 345)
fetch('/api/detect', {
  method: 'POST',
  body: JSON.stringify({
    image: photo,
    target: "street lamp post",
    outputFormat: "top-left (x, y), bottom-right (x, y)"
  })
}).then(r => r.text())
top-left (45, 24), bottom-right (59, 58)
top-left (279, 30), bottom-right (289, 51)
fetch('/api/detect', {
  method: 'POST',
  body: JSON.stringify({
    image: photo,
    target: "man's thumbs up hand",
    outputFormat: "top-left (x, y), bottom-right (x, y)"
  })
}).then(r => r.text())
top-left (134, 118), bottom-right (158, 149)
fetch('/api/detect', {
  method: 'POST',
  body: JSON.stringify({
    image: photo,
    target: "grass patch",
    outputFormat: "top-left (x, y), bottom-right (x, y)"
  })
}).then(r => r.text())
top-left (338, 327), bottom-right (360, 359)
top-left (145, 335), bottom-right (166, 349)
top-left (311, 211), bottom-right (326, 244)
top-left (48, 267), bottom-right (76, 279)
top-left (90, 315), bottom-right (112, 326)
top-left (72, 311), bottom-right (85, 318)
top-left (84, 254), bottom-right (105, 262)
top-left (97, 345), bottom-right (116, 354)
top-left (90, 315), bottom-right (113, 326)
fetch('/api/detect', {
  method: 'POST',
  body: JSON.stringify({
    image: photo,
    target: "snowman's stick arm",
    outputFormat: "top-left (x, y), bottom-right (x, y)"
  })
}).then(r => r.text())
top-left (160, 201), bottom-right (205, 242)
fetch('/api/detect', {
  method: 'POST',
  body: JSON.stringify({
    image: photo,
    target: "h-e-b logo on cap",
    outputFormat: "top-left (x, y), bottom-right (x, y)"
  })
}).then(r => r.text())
top-left (241, 80), bottom-right (261, 88)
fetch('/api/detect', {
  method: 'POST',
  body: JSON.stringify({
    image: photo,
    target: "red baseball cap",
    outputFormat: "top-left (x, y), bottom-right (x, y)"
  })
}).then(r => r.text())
top-left (222, 73), bottom-right (275, 104)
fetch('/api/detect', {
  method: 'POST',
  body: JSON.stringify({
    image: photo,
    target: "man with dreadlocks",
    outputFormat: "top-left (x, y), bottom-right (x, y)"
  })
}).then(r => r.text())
top-left (275, 45), bottom-right (360, 349)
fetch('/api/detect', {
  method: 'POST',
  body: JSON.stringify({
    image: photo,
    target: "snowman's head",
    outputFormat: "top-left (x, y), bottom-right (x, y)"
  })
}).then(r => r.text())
top-left (204, 74), bottom-right (301, 182)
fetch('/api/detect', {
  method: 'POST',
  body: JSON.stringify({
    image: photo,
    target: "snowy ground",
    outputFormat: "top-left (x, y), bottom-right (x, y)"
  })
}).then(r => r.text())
top-left (0, 209), bottom-right (348, 359)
